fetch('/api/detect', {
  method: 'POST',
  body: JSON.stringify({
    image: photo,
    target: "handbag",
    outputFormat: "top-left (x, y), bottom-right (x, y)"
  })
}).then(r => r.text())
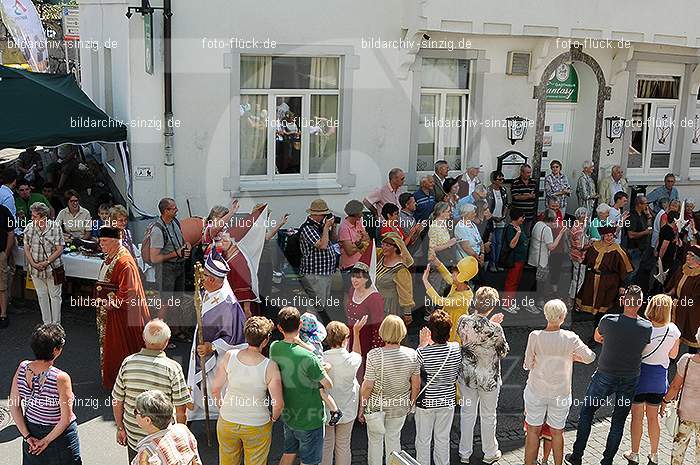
top-left (497, 225), bottom-right (516, 269)
top-left (39, 233), bottom-right (65, 286)
top-left (364, 349), bottom-right (386, 435)
top-left (664, 358), bottom-right (691, 436)
top-left (641, 327), bottom-right (669, 361)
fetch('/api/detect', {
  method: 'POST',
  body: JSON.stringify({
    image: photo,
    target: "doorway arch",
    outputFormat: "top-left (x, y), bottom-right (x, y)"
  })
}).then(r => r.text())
top-left (532, 44), bottom-right (611, 191)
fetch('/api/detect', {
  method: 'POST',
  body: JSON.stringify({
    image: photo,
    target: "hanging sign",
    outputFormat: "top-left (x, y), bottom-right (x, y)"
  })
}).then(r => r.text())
top-left (546, 64), bottom-right (578, 102)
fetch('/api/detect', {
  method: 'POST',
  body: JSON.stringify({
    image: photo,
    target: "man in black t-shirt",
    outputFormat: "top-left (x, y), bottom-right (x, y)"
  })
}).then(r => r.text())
top-left (625, 195), bottom-right (654, 290)
top-left (0, 204), bottom-right (15, 328)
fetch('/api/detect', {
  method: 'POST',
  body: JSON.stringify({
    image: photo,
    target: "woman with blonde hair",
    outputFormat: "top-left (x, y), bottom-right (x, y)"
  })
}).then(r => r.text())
top-left (109, 204), bottom-right (138, 259)
top-left (359, 315), bottom-right (420, 465)
top-left (624, 294), bottom-right (681, 465)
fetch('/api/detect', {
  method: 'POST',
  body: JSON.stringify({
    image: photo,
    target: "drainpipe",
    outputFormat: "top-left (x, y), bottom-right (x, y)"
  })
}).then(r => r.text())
top-left (163, 0), bottom-right (175, 198)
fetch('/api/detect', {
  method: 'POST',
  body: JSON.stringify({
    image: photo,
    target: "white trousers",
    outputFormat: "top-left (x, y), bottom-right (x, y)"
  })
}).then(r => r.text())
top-left (32, 275), bottom-right (62, 324)
top-left (367, 415), bottom-right (406, 465)
top-left (415, 406), bottom-right (455, 465)
top-left (322, 422), bottom-right (354, 465)
top-left (458, 382), bottom-right (500, 461)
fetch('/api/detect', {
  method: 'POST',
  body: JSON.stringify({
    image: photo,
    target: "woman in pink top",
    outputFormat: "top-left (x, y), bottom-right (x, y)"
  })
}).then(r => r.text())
top-left (663, 327), bottom-right (700, 465)
top-left (523, 299), bottom-right (596, 465)
top-left (338, 200), bottom-right (371, 289)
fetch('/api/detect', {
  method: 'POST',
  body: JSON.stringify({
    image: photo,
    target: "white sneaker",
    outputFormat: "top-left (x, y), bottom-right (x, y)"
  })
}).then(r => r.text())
top-left (483, 450), bottom-right (502, 464)
top-left (459, 455), bottom-right (471, 464)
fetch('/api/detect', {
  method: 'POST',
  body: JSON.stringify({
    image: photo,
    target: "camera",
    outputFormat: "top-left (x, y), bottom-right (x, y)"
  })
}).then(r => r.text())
top-left (326, 213), bottom-right (341, 224)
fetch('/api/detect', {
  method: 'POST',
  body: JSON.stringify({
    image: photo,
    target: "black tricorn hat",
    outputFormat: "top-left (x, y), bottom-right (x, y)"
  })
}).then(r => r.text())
top-left (99, 226), bottom-right (121, 239)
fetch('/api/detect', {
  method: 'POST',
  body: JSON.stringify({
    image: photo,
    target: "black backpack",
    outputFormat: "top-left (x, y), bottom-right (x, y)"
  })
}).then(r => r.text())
top-left (284, 229), bottom-right (303, 270)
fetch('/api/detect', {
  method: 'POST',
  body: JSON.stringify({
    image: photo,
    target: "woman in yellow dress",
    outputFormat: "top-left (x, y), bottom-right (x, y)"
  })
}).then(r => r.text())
top-left (422, 252), bottom-right (479, 342)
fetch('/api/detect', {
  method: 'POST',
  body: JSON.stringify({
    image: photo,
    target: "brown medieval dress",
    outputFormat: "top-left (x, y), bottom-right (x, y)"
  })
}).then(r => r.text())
top-left (576, 240), bottom-right (633, 315)
top-left (97, 246), bottom-right (151, 390)
top-left (665, 263), bottom-right (700, 349)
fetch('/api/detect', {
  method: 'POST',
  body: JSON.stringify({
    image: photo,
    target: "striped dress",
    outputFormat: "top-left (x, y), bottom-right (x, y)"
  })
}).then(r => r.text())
top-left (17, 361), bottom-right (75, 426)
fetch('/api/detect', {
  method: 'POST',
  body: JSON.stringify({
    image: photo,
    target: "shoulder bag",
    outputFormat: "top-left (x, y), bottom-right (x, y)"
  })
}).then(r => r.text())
top-left (664, 356), bottom-right (691, 436)
top-left (641, 327), bottom-right (669, 361)
top-left (39, 228), bottom-right (65, 286)
top-left (497, 225), bottom-right (516, 269)
top-left (364, 349), bottom-right (386, 435)
top-left (415, 344), bottom-right (455, 407)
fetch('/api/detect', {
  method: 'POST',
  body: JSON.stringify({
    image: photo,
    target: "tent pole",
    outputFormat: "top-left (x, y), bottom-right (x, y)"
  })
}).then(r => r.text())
top-left (163, 0), bottom-right (175, 199)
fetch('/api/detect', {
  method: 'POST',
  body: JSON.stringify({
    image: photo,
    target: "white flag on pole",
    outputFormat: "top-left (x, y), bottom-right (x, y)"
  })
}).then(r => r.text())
top-left (0, 0), bottom-right (49, 71)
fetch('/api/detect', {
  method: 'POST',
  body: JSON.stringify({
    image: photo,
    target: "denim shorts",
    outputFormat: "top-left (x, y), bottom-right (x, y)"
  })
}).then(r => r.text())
top-left (282, 423), bottom-right (324, 465)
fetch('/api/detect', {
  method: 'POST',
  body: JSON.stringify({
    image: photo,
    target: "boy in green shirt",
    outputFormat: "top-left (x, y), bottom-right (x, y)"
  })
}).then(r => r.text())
top-left (270, 306), bottom-right (332, 465)
top-left (15, 181), bottom-right (54, 222)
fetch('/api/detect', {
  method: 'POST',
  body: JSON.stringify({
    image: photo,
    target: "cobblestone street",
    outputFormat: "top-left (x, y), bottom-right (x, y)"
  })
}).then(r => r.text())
top-left (1, 296), bottom-right (698, 464)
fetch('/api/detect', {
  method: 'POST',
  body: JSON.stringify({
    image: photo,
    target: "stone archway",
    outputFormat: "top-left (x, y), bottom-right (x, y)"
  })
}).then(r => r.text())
top-left (532, 44), bottom-right (611, 189)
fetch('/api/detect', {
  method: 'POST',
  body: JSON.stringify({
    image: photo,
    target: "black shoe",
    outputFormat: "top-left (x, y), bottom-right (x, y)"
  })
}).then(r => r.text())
top-left (564, 454), bottom-right (581, 465)
top-left (0, 316), bottom-right (8, 329)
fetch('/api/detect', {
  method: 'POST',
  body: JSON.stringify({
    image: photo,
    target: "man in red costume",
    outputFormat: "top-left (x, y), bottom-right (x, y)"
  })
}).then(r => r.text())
top-left (95, 226), bottom-right (151, 390)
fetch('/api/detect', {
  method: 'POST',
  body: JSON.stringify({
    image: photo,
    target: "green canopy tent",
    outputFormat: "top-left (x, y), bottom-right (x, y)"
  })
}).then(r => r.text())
top-left (0, 65), bottom-right (126, 148)
top-left (0, 65), bottom-right (152, 216)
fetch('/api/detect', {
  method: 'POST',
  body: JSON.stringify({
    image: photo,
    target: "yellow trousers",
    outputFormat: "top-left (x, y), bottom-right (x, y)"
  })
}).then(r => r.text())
top-left (217, 418), bottom-right (272, 465)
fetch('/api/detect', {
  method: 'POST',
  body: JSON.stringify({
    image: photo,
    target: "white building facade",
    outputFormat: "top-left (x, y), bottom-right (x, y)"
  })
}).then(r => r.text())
top-left (79, 0), bottom-right (700, 224)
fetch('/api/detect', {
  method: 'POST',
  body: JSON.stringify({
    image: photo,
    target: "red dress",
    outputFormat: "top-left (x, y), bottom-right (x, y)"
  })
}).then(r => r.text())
top-left (100, 249), bottom-right (151, 390)
top-left (346, 288), bottom-right (385, 379)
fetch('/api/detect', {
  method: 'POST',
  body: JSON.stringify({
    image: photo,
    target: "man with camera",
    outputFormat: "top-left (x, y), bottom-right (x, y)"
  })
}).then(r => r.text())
top-left (150, 197), bottom-right (191, 343)
top-left (299, 199), bottom-right (340, 322)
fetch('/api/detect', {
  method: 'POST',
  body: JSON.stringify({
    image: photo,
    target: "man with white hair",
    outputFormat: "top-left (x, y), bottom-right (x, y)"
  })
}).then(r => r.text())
top-left (598, 165), bottom-right (628, 207)
top-left (576, 161), bottom-right (598, 215)
top-left (413, 175), bottom-right (436, 223)
top-left (112, 319), bottom-right (192, 463)
top-left (457, 165), bottom-right (482, 198)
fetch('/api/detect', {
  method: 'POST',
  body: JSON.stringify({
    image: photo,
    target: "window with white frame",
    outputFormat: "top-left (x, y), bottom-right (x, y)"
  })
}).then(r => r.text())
top-left (690, 93), bottom-right (700, 168)
top-left (239, 56), bottom-right (340, 179)
top-left (416, 58), bottom-right (470, 172)
top-left (627, 75), bottom-right (681, 172)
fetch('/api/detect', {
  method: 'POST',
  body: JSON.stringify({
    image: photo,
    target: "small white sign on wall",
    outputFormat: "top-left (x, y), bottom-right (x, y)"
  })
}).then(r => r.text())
top-left (134, 166), bottom-right (154, 179)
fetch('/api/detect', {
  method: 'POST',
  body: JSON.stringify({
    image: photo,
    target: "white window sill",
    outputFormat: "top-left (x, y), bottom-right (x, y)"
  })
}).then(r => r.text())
top-left (237, 179), bottom-right (351, 197)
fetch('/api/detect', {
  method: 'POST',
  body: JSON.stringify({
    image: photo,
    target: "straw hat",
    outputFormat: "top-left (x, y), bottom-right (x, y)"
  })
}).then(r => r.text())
top-left (307, 199), bottom-right (331, 215)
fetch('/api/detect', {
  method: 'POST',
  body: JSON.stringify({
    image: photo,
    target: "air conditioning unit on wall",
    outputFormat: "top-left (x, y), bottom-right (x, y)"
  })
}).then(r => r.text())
top-left (507, 51), bottom-right (531, 76)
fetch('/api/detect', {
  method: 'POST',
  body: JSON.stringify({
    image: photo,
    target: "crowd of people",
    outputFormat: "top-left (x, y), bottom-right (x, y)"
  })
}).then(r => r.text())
top-left (5, 156), bottom-right (700, 465)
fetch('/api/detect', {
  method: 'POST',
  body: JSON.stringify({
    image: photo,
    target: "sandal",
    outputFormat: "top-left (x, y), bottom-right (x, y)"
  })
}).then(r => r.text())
top-left (328, 410), bottom-right (343, 426)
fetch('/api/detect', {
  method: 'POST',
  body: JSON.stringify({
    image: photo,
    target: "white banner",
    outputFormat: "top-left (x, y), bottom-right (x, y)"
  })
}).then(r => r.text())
top-left (0, 0), bottom-right (49, 71)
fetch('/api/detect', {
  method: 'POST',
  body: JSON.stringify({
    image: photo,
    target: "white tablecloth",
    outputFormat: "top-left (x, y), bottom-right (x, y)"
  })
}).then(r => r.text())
top-left (14, 247), bottom-right (155, 282)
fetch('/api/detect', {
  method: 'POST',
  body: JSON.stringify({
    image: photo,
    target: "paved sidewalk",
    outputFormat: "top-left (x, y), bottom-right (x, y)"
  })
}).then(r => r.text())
top-left (497, 416), bottom-right (697, 465)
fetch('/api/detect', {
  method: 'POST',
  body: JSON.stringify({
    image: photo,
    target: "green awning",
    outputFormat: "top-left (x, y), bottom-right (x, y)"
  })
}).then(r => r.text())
top-left (0, 65), bottom-right (127, 149)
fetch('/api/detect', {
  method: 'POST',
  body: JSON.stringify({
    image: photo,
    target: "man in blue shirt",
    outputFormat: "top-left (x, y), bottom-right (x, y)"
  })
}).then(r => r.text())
top-left (646, 173), bottom-right (678, 215)
top-left (0, 169), bottom-right (17, 219)
top-left (413, 175), bottom-right (436, 223)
